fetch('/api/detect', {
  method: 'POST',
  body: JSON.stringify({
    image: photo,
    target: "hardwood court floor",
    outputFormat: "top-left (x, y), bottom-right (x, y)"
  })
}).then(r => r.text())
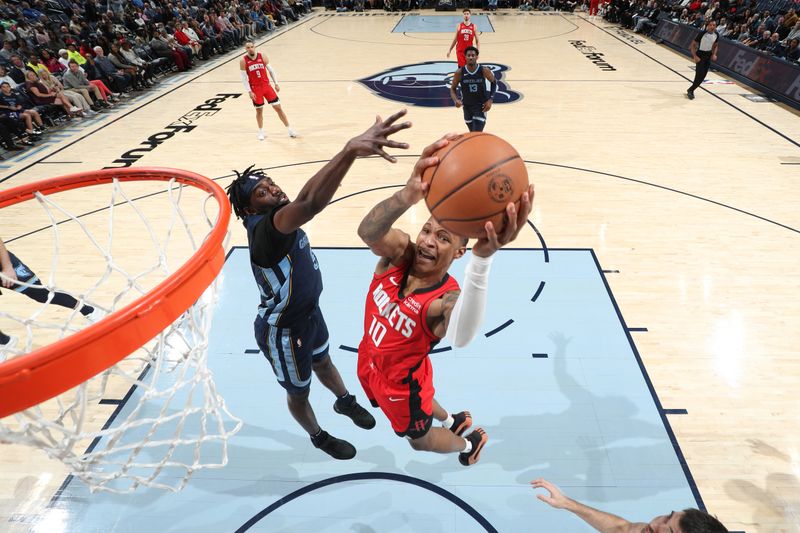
top-left (2, 10), bottom-right (800, 532)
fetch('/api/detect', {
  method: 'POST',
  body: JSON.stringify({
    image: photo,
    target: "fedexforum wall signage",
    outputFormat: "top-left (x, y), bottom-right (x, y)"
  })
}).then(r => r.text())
top-left (568, 40), bottom-right (617, 72)
top-left (104, 93), bottom-right (241, 169)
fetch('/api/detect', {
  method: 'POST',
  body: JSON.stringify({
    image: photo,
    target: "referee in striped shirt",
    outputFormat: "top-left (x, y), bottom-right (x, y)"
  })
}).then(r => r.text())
top-left (687, 20), bottom-right (719, 100)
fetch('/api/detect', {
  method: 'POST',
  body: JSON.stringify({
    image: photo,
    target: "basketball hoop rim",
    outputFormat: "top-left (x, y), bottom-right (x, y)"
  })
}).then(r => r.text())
top-left (0, 168), bottom-right (230, 419)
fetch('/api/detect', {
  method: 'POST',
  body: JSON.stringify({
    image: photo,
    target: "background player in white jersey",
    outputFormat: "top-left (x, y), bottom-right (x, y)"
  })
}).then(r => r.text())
top-left (239, 41), bottom-right (297, 140)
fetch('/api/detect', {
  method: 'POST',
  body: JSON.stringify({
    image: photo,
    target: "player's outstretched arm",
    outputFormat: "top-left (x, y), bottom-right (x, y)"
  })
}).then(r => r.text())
top-left (273, 110), bottom-right (410, 234)
top-left (357, 134), bottom-right (459, 271)
top-left (531, 479), bottom-right (638, 533)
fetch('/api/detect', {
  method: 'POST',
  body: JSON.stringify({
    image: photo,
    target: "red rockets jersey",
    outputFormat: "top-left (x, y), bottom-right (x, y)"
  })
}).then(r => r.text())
top-left (244, 52), bottom-right (269, 87)
top-left (358, 262), bottom-right (460, 384)
top-left (456, 22), bottom-right (476, 50)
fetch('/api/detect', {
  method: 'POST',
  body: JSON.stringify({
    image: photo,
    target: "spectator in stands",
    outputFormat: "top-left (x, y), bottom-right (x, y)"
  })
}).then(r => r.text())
top-left (755, 29), bottom-right (773, 50)
top-left (37, 69), bottom-right (97, 115)
top-left (108, 42), bottom-right (149, 89)
top-left (7, 56), bottom-right (28, 85)
top-left (26, 54), bottom-right (49, 76)
top-left (40, 50), bottom-right (66, 74)
top-left (0, 41), bottom-right (14, 62)
top-left (0, 117), bottom-right (32, 154)
top-left (0, 81), bottom-right (45, 138)
top-left (785, 21), bottom-right (800, 44)
top-left (150, 30), bottom-right (190, 71)
top-left (63, 60), bottom-right (110, 108)
top-left (174, 23), bottom-right (205, 60)
top-left (764, 32), bottom-right (785, 57)
top-left (0, 66), bottom-right (18, 89)
top-left (25, 70), bottom-right (82, 117)
top-left (785, 38), bottom-right (800, 62)
top-left (92, 46), bottom-right (133, 92)
top-left (66, 43), bottom-right (87, 66)
top-left (119, 42), bottom-right (158, 83)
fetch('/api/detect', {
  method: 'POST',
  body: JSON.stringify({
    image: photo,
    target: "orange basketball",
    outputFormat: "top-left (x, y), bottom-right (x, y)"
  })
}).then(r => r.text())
top-left (422, 132), bottom-right (529, 239)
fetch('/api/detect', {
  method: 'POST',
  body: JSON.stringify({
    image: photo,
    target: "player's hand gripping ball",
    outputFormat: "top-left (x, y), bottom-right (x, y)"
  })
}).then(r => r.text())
top-left (421, 132), bottom-right (529, 238)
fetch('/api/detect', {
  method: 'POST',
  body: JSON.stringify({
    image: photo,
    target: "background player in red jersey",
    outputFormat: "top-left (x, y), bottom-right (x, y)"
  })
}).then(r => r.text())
top-left (356, 134), bottom-right (534, 466)
top-left (447, 9), bottom-right (480, 68)
top-left (239, 41), bottom-right (297, 141)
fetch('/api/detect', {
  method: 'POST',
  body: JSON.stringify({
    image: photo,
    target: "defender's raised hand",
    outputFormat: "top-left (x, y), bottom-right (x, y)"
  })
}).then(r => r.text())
top-left (346, 109), bottom-right (412, 162)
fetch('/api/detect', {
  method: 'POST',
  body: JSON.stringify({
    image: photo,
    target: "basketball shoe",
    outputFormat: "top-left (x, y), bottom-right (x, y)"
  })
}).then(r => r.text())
top-left (287, 127), bottom-right (299, 138)
top-left (448, 411), bottom-right (472, 436)
top-left (311, 430), bottom-right (356, 460)
top-left (458, 428), bottom-right (488, 466)
top-left (257, 130), bottom-right (266, 141)
top-left (334, 395), bottom-right (376, 429)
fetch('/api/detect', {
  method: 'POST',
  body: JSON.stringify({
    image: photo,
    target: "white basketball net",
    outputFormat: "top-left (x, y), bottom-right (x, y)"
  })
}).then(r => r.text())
top-left (0, 177), bottom-right (241, 493)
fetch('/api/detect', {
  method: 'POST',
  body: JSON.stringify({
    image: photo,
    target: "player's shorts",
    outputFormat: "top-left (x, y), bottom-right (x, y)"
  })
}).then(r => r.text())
top-left (254, 305), bottom-right (329, 395)
top-left (250, 83), bottom-right (279, 108)
top-left (462, 104), bottom-right (486, 131)
top-left (456, 48), bottom-right (467, 68)
top-left (0, 252), bottom-right (39, 295)
top-left (357, 353), bottom-right (434, 439)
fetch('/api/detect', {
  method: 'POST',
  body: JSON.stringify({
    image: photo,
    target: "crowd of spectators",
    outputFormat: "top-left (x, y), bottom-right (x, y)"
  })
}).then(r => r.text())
top-left (605, 0), bottom-right (800, 63)
top-left (0, 0), bottom-right (312, 159)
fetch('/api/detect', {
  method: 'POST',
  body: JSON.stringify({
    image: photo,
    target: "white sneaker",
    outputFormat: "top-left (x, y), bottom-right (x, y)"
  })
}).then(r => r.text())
top-left (69, 106), bottom-right (80, 113)
top-left (85, 307), bottom-right (107, 324)
top-left (287, 128), bottom-right (299, 138)
top-left (257, 131), bottom-right (266, 141)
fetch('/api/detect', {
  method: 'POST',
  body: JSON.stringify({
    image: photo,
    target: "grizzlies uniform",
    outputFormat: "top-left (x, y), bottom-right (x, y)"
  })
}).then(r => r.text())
top-left (0, 252), bottom-right (38, 295)
top-left (245, 205), bottom-right (328, 394)
top-left (357, 262), bottom-right (459, 439)
top-left (459, 63), bottom-right (489, 132)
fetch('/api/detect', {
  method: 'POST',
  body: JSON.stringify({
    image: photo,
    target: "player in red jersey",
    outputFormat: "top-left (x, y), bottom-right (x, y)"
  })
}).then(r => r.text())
top-left (447, 9), bottom-right (480, 68)
top-left (356, 134), bottom-right (534, 466)
top-left (239, 41), bottom-right (298, 141)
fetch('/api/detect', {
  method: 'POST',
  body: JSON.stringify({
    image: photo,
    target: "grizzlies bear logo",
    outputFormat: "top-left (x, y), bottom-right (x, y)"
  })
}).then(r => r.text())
top-left (358, 61), bottom-right (522, 108)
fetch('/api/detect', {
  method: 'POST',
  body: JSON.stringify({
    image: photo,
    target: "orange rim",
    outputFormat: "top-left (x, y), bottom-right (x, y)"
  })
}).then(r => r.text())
top-left (0, 168), bottom-right (230, 419)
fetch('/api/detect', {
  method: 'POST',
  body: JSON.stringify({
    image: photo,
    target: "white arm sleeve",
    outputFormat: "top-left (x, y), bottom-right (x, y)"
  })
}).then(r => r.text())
top-left (266, 64), bottom-right (277, 84)
top-left (241, 70), bottom-right (251, 92)
top-left (445, 254), bottom-right (493, 348)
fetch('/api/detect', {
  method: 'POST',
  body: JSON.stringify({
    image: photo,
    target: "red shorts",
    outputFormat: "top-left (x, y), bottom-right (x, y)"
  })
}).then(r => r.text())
top-left (357, 353), bottom-right (434, 439)
top-left (250, 83), bottom-right (279, 107)
top-left (456, 49), bottom-right (467, 68)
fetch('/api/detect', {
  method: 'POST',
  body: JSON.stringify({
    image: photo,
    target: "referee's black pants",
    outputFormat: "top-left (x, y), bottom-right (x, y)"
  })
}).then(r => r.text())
top-left (689, 53), bottom-right (712, 92)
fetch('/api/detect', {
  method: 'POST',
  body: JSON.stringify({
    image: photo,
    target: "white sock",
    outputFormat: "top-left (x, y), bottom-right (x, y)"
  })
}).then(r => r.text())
top-left (462, 439), bottom-right (473, 454)
top-left (258, 128), bottom-right (264, 133)
top-left (442, 415), bottom-right (454, 429)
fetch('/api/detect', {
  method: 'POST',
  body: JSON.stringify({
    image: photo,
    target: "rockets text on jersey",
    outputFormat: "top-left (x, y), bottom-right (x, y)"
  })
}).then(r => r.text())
top-left (244, 52), bottom-right (268, 87)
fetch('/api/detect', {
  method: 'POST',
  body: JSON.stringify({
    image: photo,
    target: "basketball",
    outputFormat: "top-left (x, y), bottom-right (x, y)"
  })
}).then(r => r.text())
top-left (422, 132), bottom-right (529, 239)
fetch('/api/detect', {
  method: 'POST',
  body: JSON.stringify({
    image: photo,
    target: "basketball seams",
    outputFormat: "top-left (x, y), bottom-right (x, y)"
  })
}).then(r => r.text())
top-left (426, 133), bottom-right (488, 195)
top-left (428, 154), bottom-right (522, 214)
top-left (435, 200), bottom-right (521, 224)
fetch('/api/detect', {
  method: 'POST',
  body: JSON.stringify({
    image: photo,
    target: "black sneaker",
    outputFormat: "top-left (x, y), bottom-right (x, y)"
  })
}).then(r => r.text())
top-left (686, 89), bottom-right (695, 100)
top-left (311, 430), bottom-right (356, 460)
top-left (458, 428), bottom-right (488, 466)
top-left (449, 411), bottom-right (472, 436)
top-left (334, 395), bottom-right (376, 430)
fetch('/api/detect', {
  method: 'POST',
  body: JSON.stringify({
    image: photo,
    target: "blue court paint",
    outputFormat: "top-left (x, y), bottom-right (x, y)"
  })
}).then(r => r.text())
top-left (392, 14), bottom-right (494, 33)
top-left (48, 247), bottom-right (700, 532)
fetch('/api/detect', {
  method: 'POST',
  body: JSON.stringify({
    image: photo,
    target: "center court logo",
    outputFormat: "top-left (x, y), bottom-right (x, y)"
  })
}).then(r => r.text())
top-left (358, 61), bottom-right (522, 108)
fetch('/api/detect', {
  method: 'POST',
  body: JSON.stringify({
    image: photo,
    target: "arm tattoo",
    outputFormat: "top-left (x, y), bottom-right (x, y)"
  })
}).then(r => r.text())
top-left (358, 191), bottom-right (411, 243)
